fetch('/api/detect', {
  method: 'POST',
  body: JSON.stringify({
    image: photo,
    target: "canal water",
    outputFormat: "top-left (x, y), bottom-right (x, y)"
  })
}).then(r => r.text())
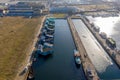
top-left (72, 19), bottom-right (120, 80)
top-left (87, 16), bottom-right (120, 50)
top-left (32, 19), bottom-right (86, 80)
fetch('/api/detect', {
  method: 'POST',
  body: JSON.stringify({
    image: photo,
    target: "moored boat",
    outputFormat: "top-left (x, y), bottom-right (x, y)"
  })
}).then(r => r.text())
top-left (39, 50), bottom-right (53, 56)
top-left (74, 49), bottom-right (81, 65)
top-left (36, 18), bottom-right (55, 57)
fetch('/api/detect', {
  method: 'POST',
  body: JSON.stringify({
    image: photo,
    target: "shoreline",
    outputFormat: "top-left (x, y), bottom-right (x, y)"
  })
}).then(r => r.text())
top-left (14, 16), bottom-right (46, 80)
top-left (67, 17), bottom-right (99, 80)
top-left (81, 16), bottom-right (120, 69)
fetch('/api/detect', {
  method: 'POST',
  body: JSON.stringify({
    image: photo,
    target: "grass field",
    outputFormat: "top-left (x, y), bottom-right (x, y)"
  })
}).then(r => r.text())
top-left (0, 16), bottom-right (43, 80)
top-left (52, 14), bottom-right (67, 18)
top-left (78, 4), bottom-right (111, 10)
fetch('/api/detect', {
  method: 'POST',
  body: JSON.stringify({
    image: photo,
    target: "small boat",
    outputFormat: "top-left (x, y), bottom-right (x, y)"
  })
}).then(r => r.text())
top-left (39, 50), bottom-right (53, 56)
top-left (36, 44), bottom-right (43, 54)
top-left (44, 32), bottom-right (54, 38)
top-left (46, 26), bottom-right (55, 31)
top-left (27, 65), bottom-right (34, 80)
top-left (74, 49), bottom-right (81, 65)
top-left (44, 42), bottom-right (53, 48)
top-left (75, 56), bottom-right (81, 65)
top-left (37, 44), bottom-right (43, 52)
top-left (99, 32), bottom-right (107, 39)
top-left (74, 49), bottom-right (80, 57)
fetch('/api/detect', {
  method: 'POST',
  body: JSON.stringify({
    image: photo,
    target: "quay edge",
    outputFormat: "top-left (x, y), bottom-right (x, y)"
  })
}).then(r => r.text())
top-left (81, 16), bottom-right (120, 69)
top-left (67, 17), bottom-right (100, 80)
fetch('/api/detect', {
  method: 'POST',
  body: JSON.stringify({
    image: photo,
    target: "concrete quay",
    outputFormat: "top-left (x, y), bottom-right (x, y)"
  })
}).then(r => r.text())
top-left (67, 17), bottom-right (99, 80)
top-left (81, 16), bottom-right (120, 69)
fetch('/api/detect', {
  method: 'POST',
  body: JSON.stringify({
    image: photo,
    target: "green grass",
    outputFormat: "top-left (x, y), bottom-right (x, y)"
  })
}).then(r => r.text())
top-left (0, 16), bottom-right (43, 80)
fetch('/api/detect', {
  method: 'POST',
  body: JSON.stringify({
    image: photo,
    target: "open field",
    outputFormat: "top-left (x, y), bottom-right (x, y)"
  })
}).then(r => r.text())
top-left (52, 14), bottom-right (67, 18)
top-left (0, 16), bottom-right (43, 80)
top-left (78, 4), bottom-right (111, 10)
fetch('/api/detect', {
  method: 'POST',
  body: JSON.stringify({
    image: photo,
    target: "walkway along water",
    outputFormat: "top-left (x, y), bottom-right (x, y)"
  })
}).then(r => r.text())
top-left (68, 18), bottom-right (99, 80)
top-left (72, 19), bottom-right (120, 80)
top-left (85, 16), bottom-right (120, 69)
top-left (31, 19), bottom-right (86, 80)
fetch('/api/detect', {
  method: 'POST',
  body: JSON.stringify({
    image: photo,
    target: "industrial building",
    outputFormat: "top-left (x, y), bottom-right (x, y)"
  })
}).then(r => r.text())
top-left (4, 2), bottom-right (45, 16)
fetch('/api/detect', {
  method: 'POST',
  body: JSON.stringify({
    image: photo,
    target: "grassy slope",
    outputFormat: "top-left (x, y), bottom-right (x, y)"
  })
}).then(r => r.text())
top-left (0, 17), bottom-right (42, 80)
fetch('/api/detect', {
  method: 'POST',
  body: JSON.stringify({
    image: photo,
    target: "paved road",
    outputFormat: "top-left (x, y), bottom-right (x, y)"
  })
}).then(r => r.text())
top-left (72, 19), bottom-right (120, 79)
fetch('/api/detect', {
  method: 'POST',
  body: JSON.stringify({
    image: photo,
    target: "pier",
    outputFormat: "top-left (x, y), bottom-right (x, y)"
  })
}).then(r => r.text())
top-left (81, 16), bottom-right (120, 69)
top-left (79, 16), bottom-right (120, 79)
top-left (67, 17), bottom-right (99, 80)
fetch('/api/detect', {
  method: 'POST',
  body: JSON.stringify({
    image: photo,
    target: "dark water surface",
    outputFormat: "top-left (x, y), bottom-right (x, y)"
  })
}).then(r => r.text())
top-left (32, 19), bottom-right (86, 80)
